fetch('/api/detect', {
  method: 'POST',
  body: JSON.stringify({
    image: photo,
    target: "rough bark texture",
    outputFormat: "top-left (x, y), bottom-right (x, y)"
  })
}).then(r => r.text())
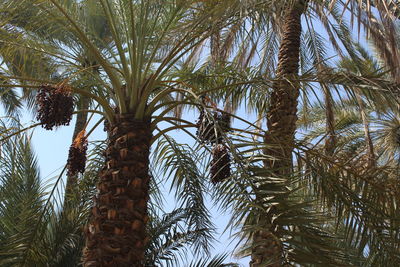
top-left (83, 114), bottom-right (151, 267)
top-left (263, 2), bottom-right (303, 171)
top-left (251, 2), bottom-right (304, 266)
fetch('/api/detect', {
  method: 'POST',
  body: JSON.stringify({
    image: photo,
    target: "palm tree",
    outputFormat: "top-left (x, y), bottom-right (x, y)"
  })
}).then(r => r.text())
top-left (0, 120), bottom-right (237, 266)
top-left (292, 48), bottom-right (400, 263)
top-left (174, 1), bottom-right (400, 262)
top-left (0, 1), bottom-right (105, 201)
top-left (0, 0), bottom-right (243, 266)
top-left (0, 120), bottom-right (94, 266)
top-left (2, 1), bottom-right (400, 266)
top-left (231, 1), bottom-right (400, 265)
top-left (337, 45), bottom-right (384, 167)
top-left (296, 99), bottom-right (400, 265)
top-left (178, 7), bottom-right (400, 266)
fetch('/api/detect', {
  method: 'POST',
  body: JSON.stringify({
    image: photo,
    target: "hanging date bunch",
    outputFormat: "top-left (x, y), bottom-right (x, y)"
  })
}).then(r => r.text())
top-left (36, 84), bottom-right (74, 130)
top-left (196, 97), bottom-right (231, 144)
top-left (195, 95), bottom-right (232, 183)
top-left (67, 130), bottom-right (88, 177)
top-left (196, 107), bottom-right (212, 143)
top-left (210, 143), bottom-right (231, 184)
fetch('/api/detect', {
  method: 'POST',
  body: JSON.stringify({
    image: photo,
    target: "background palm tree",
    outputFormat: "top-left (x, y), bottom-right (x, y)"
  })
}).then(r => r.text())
top-left (0, 0), bottom-right (113, 202)
top-left (0, 120), bottom-right (94, 266)
top-left (213, 1), bottom-right (400, 265)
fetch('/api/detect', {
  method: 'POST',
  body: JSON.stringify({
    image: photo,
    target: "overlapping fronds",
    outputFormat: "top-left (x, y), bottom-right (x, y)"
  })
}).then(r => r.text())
top-left (187, 253), bottom-right (238, 267)
top-left (0, 120), bottom-right (103, 266)
top-left (146, 208), bottom-right (212, 267)
top-left (204, 99), bottom-right (400, 265)
top-left (0, 0), bottom-right (250, 122)
top-left (296, 145), bottom-right (400, 265)
top-left (152, 135), bottom-right (215, 255)
top-left (0, 129), bottom-right (46, 266)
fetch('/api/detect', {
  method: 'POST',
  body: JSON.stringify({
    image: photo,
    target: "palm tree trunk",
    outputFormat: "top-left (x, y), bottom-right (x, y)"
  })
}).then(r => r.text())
top-left (251, 1), bottom-right (304, 266)
top-left (72, 97), bottom-right (90, 141)
top-left (83, 114), bottom-right (151, 267)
